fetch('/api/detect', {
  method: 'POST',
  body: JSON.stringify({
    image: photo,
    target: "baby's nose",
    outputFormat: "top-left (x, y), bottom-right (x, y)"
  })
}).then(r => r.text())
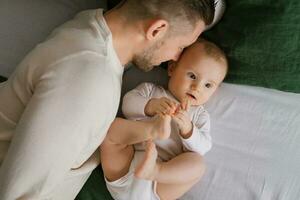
top-left (191, 85), bottom-right (202, 94)
top-left (191, 83), bottom-right (199, 90)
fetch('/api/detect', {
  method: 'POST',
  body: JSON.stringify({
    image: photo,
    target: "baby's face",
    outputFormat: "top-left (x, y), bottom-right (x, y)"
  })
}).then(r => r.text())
top-left (168, 43), bottom-right (226, 106)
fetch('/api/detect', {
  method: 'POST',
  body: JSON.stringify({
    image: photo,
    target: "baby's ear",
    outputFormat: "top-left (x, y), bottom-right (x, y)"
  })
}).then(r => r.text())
top-left (168, 61), bottom-right (176, 76)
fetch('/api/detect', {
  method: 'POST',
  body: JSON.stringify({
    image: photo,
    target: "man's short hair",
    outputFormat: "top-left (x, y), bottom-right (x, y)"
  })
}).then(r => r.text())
top-left (122, 0), bottom-right (216, 35)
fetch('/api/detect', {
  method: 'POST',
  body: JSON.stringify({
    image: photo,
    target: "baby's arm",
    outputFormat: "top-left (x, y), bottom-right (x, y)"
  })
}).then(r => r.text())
top-left (180, 109), bottom-right (212, 155)
top-left (122, 82), bottom-right (155, 120)
top-left (145, 97), bottom-right (177, 116)
top-left (122, 83), bottom-right (177, 119)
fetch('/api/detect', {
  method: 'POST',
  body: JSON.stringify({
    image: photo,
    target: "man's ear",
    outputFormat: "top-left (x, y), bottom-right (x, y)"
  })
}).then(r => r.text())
top-left (146, 19), bottom-right (169, 41)
top-left (168, 61), bottom-right (176, 76)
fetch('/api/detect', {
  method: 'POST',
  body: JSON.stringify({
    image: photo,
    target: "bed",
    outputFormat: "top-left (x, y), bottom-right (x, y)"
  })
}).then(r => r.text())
top-left (0, 0), bottom-right (299, 200)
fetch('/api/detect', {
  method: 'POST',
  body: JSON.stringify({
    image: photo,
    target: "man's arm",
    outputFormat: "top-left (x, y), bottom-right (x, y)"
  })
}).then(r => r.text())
top-left (0, 54), bottom-right (113, 199)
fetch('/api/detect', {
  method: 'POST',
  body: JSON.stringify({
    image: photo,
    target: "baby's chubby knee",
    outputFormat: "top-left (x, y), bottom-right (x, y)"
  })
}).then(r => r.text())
top-left (188, 152), bottom-right (206, 179)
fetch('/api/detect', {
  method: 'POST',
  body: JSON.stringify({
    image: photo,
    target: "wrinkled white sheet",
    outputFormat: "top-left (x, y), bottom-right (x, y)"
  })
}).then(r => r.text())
top-left (181, 83), bottom-right (300, 200)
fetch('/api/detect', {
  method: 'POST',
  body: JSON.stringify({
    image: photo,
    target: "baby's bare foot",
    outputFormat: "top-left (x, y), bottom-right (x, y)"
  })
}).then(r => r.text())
top-left (149, 114), bottom-right (171, 140)
top-left (134, 140), bottom-right (160, 180)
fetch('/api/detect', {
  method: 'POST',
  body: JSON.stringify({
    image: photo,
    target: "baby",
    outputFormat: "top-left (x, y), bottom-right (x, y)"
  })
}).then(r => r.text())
top-left (100, 38), bottom-right (228, 200)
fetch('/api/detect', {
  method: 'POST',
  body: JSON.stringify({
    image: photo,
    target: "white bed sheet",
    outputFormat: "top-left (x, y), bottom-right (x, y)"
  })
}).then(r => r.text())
top-left (180, 83), bottom-right (300, 200)
top-left (122, 67), bottom-right (300, 200)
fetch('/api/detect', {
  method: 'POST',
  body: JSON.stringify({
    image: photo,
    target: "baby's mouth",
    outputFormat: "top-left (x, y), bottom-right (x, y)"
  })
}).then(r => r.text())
top-left (186, 93), bottom-right (196, 100)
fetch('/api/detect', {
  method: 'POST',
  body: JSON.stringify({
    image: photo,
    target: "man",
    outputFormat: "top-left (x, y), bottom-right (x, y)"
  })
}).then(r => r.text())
top-left (0, 0), bottom-right (215, 199)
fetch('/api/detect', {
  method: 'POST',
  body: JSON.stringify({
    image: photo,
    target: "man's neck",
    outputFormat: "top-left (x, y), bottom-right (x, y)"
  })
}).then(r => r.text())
top-left (104, 10), bottom-right (139, 66)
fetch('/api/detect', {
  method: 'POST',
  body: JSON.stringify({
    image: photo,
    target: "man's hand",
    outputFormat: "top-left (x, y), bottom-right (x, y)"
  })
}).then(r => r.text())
top-left (144, 97), bottom-right (178, 116)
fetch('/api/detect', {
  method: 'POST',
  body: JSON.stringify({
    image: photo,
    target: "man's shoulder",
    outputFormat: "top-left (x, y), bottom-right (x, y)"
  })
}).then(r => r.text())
top-left (20, 8), bottom-right (122, 85)
top-left (35, 8), bottom-right (109, 62)
top-left (27, 28), bottom-right (110, 74)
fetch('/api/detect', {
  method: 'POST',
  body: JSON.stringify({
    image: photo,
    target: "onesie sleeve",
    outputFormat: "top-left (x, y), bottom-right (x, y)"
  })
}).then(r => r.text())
top-left (122, 82), bottom-right (155, 120)
top-left (180, 108), bottom-right (212, 155)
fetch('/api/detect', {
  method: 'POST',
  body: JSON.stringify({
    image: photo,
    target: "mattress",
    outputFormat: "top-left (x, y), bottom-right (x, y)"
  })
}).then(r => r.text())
top-left (180, 83), bottom-right (300, 200)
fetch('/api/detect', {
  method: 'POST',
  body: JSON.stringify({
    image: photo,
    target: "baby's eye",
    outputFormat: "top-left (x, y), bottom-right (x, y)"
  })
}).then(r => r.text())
top-left (188, 72), bottom-right (196, 80)
top-left (205, 83), bottom-right (212, 88)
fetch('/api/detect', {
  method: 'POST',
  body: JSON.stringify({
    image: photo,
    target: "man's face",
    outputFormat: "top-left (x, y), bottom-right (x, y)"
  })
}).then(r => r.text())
top-left (132, 21), bottom-right (205, 72)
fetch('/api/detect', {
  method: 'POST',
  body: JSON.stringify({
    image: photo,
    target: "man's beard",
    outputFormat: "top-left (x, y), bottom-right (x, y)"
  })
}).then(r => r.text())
top-left (132, 40), bottom-right (164, 72)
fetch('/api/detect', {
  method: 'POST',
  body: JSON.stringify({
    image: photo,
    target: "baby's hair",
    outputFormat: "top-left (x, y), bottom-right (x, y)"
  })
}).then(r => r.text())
top-left (196, 38), bottom-right (228, 75)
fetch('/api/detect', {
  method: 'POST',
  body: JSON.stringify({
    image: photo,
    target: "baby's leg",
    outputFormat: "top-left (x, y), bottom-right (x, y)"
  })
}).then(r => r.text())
top-left (156, 178), bottom-right (201, 200)
top-left (100, 115), bottom-right (171, 182)
top-left (100, 136), bottom-right (134, 181)
top-left (107, 115), bottom-right (171, 145)
top-left (135, 141), bottom-right (205, 199)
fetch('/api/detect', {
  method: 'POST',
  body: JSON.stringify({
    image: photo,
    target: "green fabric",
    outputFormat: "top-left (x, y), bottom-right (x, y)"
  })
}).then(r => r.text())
top-left (107, 0), bottom-right (121, 9)
top-left (203, 0), bottom-right (300, 93)
top-left (76, 166), bottom-right (113, 200)
top-left (0, 76), bottom-right (7, 82)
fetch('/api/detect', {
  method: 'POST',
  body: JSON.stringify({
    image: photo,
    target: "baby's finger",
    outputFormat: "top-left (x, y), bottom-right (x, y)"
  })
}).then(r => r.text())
top-left (185, 99), bottom-right (191, 111)
top-left (169, 100), bottom-right (178, 109)
top-left (156, 110), bottom-right (165, 115)
top-left (172, 115), bottom-right (180, 124)
top-left (181, 97), bottom-right (189, 110)
top-left (173, 116), bottom-right (184, 128)
top-left (165, 100), bottom-right (177, 112)
top-left (157, 105), bottom-right (170, 115)
top-left (175, 113), bottom-right (184, 121)
top-left (162, 106), bottom-right (174, 116)
top-left (161, 102), bottom-right (171, 112)
top-left (173, 103), bottom-right (180, 113)
top-left (175, 109), bottom-right (186, 116)
top-left (176, 112), bottom-right (190, 123)
top-left (173, 111), bottom-right (184, 120)
top-left (162, 103), bottom-right (175, 115)
top-left (164, 99), bottom-right (173, 107)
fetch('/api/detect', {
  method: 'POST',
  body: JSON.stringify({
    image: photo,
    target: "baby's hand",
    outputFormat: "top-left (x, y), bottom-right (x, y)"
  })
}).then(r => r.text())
top-left (145, 97), bottom-right (178, 116)
top-left (173, 98), bottom-right (193, 138)
top-left (180, 97), bottom-right (191, 111)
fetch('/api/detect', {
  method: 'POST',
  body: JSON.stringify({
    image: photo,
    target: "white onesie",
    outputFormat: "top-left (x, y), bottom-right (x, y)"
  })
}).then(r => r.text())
top-left (105, 82), bottom-right (212, 200)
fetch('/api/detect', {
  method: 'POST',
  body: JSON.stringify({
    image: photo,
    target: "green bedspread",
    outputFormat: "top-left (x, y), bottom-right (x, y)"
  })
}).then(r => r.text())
top-left (75, 166), bottom-right (113, 200)
top-left (0, 76), bottom-right (7, 82)
top-left (203, 0), bottom-right (300, 93)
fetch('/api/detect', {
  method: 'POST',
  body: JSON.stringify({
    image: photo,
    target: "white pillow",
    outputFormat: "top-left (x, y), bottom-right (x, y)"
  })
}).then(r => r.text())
top-left (0, 0), bottom-right (107, 77)
top-left (205, 0), bottom-right (226, 30)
